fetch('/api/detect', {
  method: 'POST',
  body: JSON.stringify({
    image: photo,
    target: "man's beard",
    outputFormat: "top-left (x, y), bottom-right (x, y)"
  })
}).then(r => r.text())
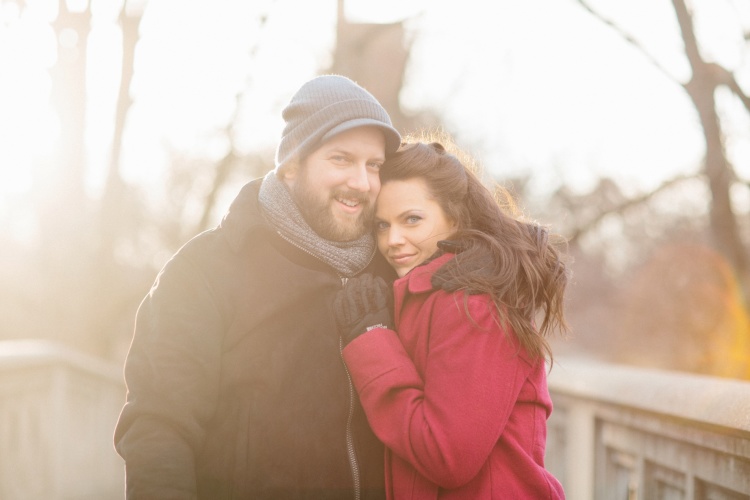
top-left (292, 182), bottom-right (374, 242)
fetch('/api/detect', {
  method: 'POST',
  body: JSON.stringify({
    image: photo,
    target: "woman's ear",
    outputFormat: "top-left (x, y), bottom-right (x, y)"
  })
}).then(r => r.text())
top-left (445, 213), bottom-right (459, 233)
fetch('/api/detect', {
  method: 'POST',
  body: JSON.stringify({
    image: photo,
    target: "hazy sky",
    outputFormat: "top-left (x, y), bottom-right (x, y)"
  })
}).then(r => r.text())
top-left (1, 0), bottom-right (749, 208)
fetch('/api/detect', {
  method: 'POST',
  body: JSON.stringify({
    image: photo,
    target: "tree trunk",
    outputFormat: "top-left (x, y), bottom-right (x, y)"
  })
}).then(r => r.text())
top-left (672, 0), bottom-right (748, 288)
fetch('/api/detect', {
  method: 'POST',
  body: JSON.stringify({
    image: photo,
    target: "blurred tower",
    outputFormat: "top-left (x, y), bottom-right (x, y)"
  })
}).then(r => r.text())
top-left (328, 0), bottom-right (426, 134)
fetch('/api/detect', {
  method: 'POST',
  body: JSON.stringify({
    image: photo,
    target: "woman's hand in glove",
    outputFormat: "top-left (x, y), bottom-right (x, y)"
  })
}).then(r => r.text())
top-left (334, 274), bottom-right (393, 347)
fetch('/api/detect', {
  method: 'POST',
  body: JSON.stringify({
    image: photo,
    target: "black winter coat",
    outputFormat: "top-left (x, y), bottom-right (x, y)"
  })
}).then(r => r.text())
top-left (114, 179), bottom-right (394, 499)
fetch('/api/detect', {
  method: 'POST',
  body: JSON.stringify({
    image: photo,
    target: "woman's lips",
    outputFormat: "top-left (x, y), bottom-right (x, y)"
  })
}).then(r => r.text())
top-left (390, 254), bottom-right (415, 265)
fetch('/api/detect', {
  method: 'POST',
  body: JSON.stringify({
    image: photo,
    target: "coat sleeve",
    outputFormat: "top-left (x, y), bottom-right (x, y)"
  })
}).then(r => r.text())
top-left (114, 253), bottom-right (224, 499)
top-left (342, 292), bottom-right (533, 490)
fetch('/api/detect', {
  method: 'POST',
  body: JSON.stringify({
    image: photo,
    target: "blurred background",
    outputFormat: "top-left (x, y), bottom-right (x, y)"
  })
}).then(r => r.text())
top-left (2, 0), bottom-right (750, 497)
top-left (2, 0), bottom-right (749, 377)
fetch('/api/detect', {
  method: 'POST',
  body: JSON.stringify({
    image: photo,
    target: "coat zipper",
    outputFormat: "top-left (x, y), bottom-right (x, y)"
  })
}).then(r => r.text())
top-left (339, 276), bottom-right (360, 500)
top-left (340, 335), bottom-right (361, 500)
top-left (274, 231), bottom-right (364, 499)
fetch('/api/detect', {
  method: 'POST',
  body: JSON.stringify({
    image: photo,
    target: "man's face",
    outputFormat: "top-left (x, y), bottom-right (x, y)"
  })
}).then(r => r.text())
top-left (284, 126), bottom-right (386, 242)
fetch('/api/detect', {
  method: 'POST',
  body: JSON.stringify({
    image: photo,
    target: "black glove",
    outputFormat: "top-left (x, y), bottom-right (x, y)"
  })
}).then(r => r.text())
top-left (432, 273), bottom-right (486, 295)
top-left (334, 274), bottom-right (393, 347)
top-left (431, 240), bottom-right (490, 295)
top-left (432, 240), bottom-right (466, 293)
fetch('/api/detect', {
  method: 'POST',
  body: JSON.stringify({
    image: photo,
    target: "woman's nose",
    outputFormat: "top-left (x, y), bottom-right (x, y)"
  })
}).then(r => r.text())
top-left (388, 227), bottom-right (404, 246)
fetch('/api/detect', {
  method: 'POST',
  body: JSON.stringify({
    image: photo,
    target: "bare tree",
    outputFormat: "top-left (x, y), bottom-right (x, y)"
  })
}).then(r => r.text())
top-left (98, 2), bottom-right (144, 262)
top-left (573, 0), bottom-right (750, 295)
top-left (1, 0), bottom-right (151, 359)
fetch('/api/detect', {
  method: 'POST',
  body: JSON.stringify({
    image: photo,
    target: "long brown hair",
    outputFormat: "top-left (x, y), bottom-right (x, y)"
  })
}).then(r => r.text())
top-left (380, 132), bottom-right (569, 362)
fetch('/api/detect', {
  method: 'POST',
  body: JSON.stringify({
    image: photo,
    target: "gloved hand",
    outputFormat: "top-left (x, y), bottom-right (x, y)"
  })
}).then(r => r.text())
top-left (431, 240), bottom-right (489, 295)
top-left (334, 274), bottom-right (393, 347)
top-left (432, 239), bottom-right (466, 293)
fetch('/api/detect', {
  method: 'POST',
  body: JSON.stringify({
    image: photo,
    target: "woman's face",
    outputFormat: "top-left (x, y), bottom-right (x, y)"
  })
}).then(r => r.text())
top-left (375, 178), bottom-right (457, 277)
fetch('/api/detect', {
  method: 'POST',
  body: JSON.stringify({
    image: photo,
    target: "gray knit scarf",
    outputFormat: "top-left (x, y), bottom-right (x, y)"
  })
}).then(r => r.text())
top-left (258, 171), bottom-right (376, 277)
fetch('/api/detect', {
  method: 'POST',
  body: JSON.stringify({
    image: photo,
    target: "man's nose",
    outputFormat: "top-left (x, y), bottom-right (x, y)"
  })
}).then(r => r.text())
top-left (346, 164), bottom-right (371, 192)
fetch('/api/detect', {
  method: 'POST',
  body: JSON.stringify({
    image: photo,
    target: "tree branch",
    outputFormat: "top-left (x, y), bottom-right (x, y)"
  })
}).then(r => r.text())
top-left (567, 173), bottom-right (699, 244)
top-left (716, 64), bottom-right (750, 114)
top-left (572, 0), bottom-right (681, 86)
top-left (670, 0), bottom-right (702, 71)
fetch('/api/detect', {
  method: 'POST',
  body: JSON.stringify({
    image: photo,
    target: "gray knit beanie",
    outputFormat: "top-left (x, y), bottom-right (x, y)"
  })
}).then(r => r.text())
top-left (274, 75), bottom-right (401, 173)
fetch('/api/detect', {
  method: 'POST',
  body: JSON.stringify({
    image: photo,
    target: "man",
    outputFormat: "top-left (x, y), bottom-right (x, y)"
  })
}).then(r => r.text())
top-left (114, 75), bottom-right (401, 499)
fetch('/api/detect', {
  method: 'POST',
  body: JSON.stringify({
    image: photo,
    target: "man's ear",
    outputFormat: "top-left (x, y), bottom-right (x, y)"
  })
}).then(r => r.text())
top-left (283, 167), bottom-right (297, 180)
top-left (281, 158), bottom-right (300, 188)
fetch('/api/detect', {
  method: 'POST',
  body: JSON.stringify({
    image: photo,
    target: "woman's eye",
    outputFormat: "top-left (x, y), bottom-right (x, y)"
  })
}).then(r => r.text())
top-left (406, 216), bottom-right (421, 224)
top-left (375, 221), bottom-right (389, 231)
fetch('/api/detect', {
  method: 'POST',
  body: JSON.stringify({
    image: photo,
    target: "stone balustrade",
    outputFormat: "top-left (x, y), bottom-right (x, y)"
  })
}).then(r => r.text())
top-left (2, 342), bottom-right (750, 499)
top-left (0, 340), bottom-right (124, 499)
top-left (546, 357), bottom-right (750, 499)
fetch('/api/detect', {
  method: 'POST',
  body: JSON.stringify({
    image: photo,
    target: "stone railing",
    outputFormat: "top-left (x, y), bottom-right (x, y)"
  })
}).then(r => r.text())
top-left (3, 341), bottom-right (750, 499)
top-left (0, 340), bottom-right (125, 500)
top-left (546, 357), bottom-right (750, 499)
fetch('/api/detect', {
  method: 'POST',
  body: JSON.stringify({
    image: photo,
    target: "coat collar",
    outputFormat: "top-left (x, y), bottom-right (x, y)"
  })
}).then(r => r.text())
top-left (397, 252), bottom-right (455, 294)
top-left (219, 178), bottom-right (269, 252)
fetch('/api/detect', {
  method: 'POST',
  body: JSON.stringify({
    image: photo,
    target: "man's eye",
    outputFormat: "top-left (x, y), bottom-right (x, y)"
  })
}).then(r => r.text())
top-left (368, 162), bottom-right (382, 171)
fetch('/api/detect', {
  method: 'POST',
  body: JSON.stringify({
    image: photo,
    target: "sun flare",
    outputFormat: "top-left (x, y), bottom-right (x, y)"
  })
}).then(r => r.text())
top-left (0, 4), bottom-right (59, 197)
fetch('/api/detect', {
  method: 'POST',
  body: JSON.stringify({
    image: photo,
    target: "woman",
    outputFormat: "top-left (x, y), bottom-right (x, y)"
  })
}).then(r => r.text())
top-left (334, 136), bottom-right (568, 499)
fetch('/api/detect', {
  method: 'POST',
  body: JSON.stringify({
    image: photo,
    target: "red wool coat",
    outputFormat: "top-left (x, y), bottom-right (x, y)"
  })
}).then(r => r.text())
top-left (343, 253), bottom-right (565, 499)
